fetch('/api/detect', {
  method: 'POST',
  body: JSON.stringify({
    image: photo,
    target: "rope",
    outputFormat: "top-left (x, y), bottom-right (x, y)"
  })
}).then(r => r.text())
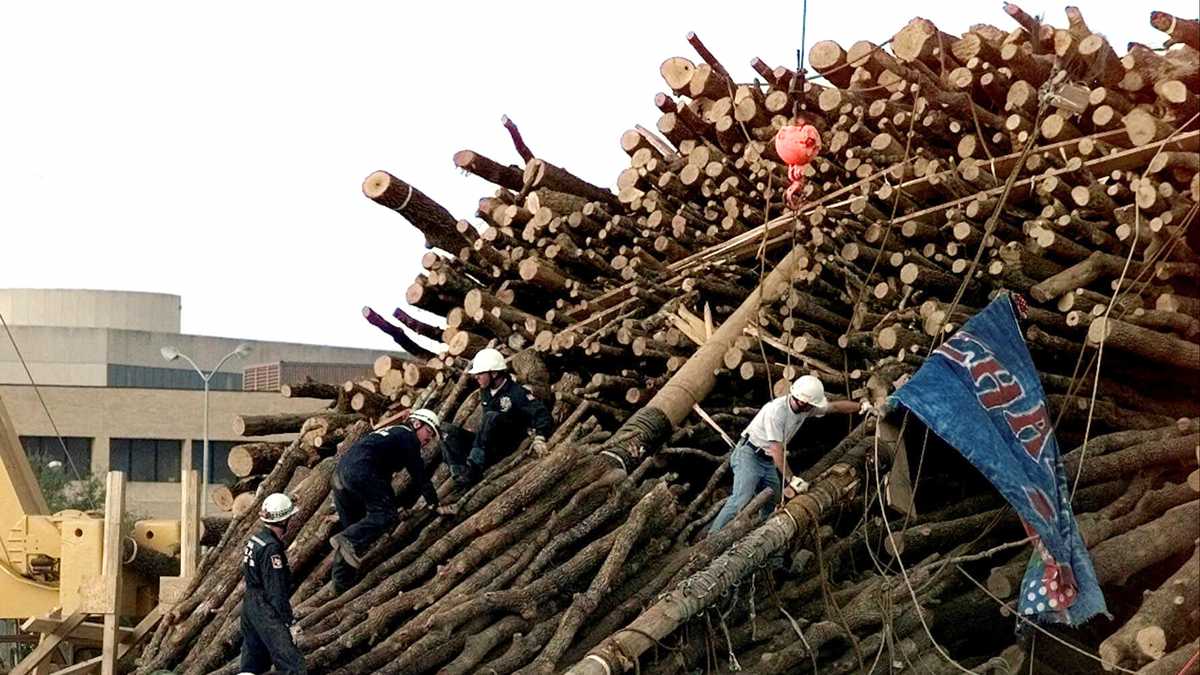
top-left (798, 0), bottom-right (809, 73)
top-left (776, 601), bottom-right (819, 674)
top-left (0, 310), bottom-right (85, 480)
top-left (956, 565), bottom-right (1143, 674)
top-left (1068, 110), bottom-right (1200, 500)
top-left (871, 420), bottom-right (978, 674)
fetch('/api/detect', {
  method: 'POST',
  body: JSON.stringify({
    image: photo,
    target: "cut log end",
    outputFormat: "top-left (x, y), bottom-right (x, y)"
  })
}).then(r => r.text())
top-left (362, 170), bottom-right (394, 199)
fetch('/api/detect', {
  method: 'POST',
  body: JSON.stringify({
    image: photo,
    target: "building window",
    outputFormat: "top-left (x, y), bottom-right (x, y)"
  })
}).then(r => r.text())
top-left (107, 364), bottom-right (242, 391)
top-left (20, 436), bottom-right (93, 474)
top-left (109, 438), bottom-right (184, 482)
top-left (191, 440), bottom-right (237, 484)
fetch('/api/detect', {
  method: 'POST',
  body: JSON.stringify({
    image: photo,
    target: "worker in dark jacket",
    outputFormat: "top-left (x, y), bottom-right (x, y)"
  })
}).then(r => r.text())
top-left (240, 492), bottom-right (305, 675)
top-left (328, 408), bottom-right (440, 592)
top-left (440, 348), bottom-right (553, 498)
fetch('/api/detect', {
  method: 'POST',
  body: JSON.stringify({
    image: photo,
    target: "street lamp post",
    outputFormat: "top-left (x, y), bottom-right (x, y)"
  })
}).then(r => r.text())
top-left (161, 343), bottom-right (251, 516)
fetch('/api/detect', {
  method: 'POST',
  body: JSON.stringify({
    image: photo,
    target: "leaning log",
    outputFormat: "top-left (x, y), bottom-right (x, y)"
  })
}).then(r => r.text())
top-left (566, 463), bottom-right (860, 675)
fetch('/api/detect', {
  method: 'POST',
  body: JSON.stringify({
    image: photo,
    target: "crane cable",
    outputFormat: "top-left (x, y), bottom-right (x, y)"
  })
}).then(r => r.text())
top-left (0, 310), bottom-right (85, 480)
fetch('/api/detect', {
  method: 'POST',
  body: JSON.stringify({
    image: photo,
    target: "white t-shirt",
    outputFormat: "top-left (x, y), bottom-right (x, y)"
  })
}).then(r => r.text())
top-left (743, 395), bottom-right (827, 450)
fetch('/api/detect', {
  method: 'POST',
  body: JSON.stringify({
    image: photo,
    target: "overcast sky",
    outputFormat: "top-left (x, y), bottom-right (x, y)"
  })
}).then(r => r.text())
top-left (2, 1), bottom-right (1193, 351)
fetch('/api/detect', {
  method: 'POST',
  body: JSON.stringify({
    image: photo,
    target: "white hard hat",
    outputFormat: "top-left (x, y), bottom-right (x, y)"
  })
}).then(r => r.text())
top-left (468, 348), bottom-right (508, 375)
top-left (260, 493), bottom-right (297, 523)
top-left (789, 375), bottom-right (827, 408)
top-left (408, 408), bottom-right (441, 438)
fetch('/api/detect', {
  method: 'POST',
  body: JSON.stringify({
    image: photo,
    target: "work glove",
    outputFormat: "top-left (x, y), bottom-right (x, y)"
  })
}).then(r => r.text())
top-left (289, 624), bottom-right (303, 642)
top-left (531, 435), bottom-right (549, 456)
top-left (783, 476), bottom-right (810, 499)
top-left (858, 400), bottom-right (875, 416)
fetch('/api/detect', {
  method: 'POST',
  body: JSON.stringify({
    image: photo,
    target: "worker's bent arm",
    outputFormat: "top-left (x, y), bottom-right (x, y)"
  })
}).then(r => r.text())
top-left (511, 384), bottom-right (554, 438)
top-left (403, 445), bottom-right (439, 507)
top-left (767, 441), bottom-right (789, 486)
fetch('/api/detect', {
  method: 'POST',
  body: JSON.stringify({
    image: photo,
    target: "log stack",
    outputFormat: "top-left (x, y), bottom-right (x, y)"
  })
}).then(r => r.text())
top-left (134, 6), bottom-right (1199, 675)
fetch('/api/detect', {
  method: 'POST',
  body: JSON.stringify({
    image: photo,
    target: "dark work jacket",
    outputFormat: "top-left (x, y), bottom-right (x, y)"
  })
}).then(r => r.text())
top-left (481, 377), bottom-right (553, 438)
top-left (242, 526), bottom-right (294, 626)
top-left (340, 424), bottom-right (438, 507)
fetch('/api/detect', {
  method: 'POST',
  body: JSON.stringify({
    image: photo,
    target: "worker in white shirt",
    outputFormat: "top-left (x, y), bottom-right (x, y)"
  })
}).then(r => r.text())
top-left (707, 375), bottom-right (871, 535)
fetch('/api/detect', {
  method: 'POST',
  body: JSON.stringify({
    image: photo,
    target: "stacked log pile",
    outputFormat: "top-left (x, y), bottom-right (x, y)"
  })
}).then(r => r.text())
top-left (134, 6), bottom-right (1199, 675)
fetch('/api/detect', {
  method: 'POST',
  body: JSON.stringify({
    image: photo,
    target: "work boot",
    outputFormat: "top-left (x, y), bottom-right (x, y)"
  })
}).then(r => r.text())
top-left (467, 461), bottom-right (484, 485)
top-left (330, 534), bottom-right (361, 568)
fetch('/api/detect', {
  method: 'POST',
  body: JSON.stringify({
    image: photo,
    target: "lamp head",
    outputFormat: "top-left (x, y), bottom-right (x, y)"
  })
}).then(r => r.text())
top-left (234, 343), bottom-right (251, 358)
top-left (160, 346), bottom-right (180, 362)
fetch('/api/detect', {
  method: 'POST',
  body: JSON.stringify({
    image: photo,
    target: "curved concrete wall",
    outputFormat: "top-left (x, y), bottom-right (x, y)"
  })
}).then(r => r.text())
top-left (0, 289), bottom-right (181, 333)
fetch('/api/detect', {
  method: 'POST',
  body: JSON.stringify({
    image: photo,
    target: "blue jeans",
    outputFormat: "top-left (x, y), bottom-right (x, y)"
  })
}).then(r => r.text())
top-left (708, 439), bottom-right (781, 535)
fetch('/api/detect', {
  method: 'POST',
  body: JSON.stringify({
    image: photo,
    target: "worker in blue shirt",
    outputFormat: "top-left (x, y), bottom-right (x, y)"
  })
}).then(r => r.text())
top-left (440, 349), bottom-right (553, 499)
top-left (240, 493), bottom-right (305, 675)
top-left (328, 408), bottom-right (440, 592)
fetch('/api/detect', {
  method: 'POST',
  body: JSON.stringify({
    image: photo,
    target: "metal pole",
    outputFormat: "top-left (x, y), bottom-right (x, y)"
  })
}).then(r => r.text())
top-left (202, 375), bottom-right (211, 518)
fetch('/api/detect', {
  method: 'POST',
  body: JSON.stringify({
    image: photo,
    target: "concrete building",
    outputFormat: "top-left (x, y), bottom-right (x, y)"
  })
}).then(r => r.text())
top-left (0, 289), bottom-right (397, 517)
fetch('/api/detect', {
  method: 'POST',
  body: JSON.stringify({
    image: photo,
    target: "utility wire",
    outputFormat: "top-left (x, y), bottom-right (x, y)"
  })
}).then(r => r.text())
top-left (0, 310), bottom-right (85, 480)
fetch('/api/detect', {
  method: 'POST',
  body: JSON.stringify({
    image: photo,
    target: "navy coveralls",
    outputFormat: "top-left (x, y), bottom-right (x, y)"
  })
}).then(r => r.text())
top-left (442, 377), bottom-right (553, 484)
top-left (240, 526), bottom-right (304, 675)
top-left (331, 424), bottom-right (437, 591)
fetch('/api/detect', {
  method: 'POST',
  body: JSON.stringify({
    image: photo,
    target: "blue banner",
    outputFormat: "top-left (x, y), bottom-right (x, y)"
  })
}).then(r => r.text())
top-left (889, 293), bottom-right (1106, 626)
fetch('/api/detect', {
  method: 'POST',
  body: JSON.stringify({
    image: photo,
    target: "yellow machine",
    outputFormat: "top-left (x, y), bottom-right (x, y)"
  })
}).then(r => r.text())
top-left (0, 393), bottom-right (182, 621)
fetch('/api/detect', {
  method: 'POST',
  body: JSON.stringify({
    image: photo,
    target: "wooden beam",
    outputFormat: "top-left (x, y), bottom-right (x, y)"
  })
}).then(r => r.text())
top-left (48, 605), bottom-right (164, 675)
top-left (877, 419), bottom-right (916, 517)
top-left (179, 469), bottom-right (200, 578)
top-left (11, 612), bottom-right (87, 675)
top-left (99, 472), bottom-right (125, 675)
top-left (20, 618), bottom-right (134, 645)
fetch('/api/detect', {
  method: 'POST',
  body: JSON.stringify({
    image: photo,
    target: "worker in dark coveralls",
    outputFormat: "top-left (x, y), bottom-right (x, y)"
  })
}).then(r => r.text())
top-left (328, 408), bottom-right (440, 592)
top-left (439, 348), bottom-right (553, 500)
top-left (240, 492), bottom-right (305, 675)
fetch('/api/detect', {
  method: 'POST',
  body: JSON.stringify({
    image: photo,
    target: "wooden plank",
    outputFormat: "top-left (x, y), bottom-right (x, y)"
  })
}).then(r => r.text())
top-left (20, 618), bottom-right (133, 645)
top-left (877, 419), bottom-right (916, 518)
top-left (179, 469), bottom-right (200, 578)
top-left (48, 605), bottom-right (163, 675)
top-left (11, 612), bottom-right (86, 675)
top-left (99, 472), bottom-right (125, 675)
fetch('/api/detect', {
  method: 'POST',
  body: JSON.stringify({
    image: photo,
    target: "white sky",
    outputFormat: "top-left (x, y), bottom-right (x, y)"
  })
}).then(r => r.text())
top-left (2, 1), bottom-right (1193, 351)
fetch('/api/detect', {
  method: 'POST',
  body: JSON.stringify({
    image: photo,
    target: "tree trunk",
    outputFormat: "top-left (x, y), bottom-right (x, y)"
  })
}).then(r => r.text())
top-left (362, 170), bottom-right (471, 252)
